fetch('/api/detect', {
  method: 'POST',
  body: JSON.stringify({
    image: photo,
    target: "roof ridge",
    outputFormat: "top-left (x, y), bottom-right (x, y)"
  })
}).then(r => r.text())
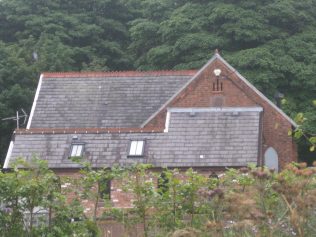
top-left (42, 70), bottom-right (198, 78)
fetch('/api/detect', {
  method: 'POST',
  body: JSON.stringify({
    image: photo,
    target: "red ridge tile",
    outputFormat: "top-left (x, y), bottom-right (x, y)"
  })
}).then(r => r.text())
top-left (42, 70), bottom-right (198, 78)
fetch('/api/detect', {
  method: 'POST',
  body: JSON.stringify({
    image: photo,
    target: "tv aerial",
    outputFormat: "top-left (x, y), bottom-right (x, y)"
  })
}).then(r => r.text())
top-left (1, 109), bottom-right (28, 129)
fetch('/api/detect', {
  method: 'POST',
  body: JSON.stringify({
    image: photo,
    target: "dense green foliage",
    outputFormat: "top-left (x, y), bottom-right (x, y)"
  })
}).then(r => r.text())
top-left (0, 0), bottom-right (315, 163)
top-left (112, 163), bottom-right (316, 237)
top-left (1, 159), bottom-right (316, 236)
top-left (0, 158), bottom-right (100, 237)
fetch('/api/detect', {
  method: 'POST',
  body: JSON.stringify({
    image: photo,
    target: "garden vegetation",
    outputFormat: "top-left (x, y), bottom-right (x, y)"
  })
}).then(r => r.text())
top-left (0, 159), bottom-right (315, 237)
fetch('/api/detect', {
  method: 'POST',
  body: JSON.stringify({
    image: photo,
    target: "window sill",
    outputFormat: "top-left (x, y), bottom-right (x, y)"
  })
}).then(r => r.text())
top-left (127, 155), bottom-right (144, 158)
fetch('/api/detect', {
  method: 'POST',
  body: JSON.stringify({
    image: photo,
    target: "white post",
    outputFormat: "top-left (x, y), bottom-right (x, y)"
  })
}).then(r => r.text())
top-left (16, 111), bottom-right (19, 129)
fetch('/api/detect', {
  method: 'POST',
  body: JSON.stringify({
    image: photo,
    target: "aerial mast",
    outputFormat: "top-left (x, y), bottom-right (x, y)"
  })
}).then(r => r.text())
top-left (1, 109), bottom-right (28, 129)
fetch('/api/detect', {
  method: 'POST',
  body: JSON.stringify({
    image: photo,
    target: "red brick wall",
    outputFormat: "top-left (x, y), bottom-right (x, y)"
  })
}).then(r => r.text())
top-left (145, 58), bottom-right (297, 169)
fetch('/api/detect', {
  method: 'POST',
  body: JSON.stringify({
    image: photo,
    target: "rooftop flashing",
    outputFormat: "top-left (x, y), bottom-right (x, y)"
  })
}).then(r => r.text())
top-left (14, 127), bottom-right (164, 135)
top-left (167, 107), bottom-right (263, 113)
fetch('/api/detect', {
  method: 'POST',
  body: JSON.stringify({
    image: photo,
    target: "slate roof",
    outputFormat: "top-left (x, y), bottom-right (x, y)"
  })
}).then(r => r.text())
top-left (29, 71), bottom-right (196, 128)
top-left (8, 108), bottom-right (261, 168)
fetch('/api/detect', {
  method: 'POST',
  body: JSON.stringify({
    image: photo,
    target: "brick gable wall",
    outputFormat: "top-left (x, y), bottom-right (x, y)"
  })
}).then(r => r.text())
top-left (144, 58), bottom-right (297, 168)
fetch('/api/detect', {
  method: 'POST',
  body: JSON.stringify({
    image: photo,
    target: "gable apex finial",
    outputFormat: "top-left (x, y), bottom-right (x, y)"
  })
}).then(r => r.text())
top-left (215, 49), bottom-right (220, 55)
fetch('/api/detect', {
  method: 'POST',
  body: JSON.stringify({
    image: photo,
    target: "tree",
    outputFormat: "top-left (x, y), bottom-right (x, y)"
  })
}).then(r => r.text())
top-left (1, 0), bottom-right (316, 164)
top-left (0, 158), bottom-right (98, 237)
top-left (77, 161), bottom-right (123, 222)
top-left (122, 164), bottom-right (155, 237)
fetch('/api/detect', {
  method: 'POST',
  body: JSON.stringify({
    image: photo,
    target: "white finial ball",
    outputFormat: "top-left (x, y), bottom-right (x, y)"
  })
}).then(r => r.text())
top-left (213, 68), bottom-right (221, 76)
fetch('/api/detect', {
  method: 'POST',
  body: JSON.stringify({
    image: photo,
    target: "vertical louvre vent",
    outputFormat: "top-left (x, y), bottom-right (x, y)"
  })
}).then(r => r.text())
top-left (213, 79), bottom-right (223, 92)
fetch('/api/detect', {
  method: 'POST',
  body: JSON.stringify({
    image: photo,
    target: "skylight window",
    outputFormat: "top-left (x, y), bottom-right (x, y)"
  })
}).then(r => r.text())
top-left (69, 143), bottom-right (84, 157)
top-left (128, 140), bottom-right (145, 157)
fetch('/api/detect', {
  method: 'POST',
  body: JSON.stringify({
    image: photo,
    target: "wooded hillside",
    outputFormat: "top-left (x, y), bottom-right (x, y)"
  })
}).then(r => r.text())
top-left (0, 0), bottom-right (315, 164)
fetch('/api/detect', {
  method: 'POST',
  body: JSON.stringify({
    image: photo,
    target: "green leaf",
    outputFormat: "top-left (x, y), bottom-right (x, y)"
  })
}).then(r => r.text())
top-left (281, 98), bottom-right (287, 105)
top-left (309, 137), bottom-right (316, 144)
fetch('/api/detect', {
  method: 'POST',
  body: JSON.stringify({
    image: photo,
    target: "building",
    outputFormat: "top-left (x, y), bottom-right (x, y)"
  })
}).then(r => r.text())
top-left (4, 52), bottom-right (297, 207)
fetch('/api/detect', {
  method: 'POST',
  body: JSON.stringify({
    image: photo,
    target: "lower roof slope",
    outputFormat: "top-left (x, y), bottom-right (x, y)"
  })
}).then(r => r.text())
top-left (8, 108), bottom-right (261, 168)
top-left (29, 71), bottom-right (195, 128)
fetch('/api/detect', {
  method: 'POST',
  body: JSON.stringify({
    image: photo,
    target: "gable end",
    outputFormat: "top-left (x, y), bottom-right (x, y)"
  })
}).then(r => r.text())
top-left (141, 53), bottom-right (297, 128)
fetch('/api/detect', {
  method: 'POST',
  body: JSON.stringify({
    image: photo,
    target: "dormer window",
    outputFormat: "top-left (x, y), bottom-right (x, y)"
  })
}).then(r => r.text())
top-left (128, 140), bottom-right (145, 157)
top-left (69, 143), bottom-right (85, 158)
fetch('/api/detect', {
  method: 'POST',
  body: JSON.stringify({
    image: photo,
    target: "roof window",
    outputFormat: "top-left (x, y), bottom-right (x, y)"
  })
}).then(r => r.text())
top-left (69, 143), bottom-right (85, 158)
top-left (128, 140), bottom-right (145, 157)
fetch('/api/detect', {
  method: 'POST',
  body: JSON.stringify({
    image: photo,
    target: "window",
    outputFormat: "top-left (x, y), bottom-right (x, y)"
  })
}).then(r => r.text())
top-left (99, 178), bottom-right (111, 200)
top-left (69, 143), bottom-right (85, 157)
top-left (24, 208), bottom-right (49, 228)
top-left (128, 140), bottom-right (145, 157)
top-left (158, 172), bottom-right (169, 194)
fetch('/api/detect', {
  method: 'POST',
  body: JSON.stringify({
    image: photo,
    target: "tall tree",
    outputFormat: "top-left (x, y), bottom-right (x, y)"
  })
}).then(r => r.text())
top-left (1, 0), bottom-right (316, 163)
top-left (0, 0), bottom-right (135, 164)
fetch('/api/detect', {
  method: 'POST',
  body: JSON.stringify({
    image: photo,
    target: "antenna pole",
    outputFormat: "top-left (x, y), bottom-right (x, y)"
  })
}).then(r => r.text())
top-left (1, 109), bottom-right (28, 129)
top-left (16, 111), bottom-right (19, 129)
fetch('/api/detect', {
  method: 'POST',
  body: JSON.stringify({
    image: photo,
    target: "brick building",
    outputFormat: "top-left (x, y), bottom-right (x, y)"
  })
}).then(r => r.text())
top-left (4, 52), bottom-right (297, 208)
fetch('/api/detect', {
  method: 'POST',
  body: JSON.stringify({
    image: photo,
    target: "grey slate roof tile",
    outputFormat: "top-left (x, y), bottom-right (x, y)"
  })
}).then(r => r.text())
top-left (9, 111), bottom-right (260, 168)
top-left (31, 75), bottom-right (192, 128)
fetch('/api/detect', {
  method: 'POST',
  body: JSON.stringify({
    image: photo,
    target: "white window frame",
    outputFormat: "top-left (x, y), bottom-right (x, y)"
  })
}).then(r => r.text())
top-left (128, 140), bottom-right (145, 157)
top-left (69, 143), bottom-right (85, 158)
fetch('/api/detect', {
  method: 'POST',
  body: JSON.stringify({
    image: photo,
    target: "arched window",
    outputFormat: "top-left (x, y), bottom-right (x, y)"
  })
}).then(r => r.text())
top-left (264, 147), bottom-right (279, 172)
